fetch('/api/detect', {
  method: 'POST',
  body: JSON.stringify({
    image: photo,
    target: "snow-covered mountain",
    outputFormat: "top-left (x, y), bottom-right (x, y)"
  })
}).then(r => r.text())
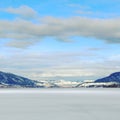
top-left (0, 71), bottom-right (120, 88)
top-left (77, 81), bottom-right (119, 88)
top-left (95, 72), bottom-right (120, 83)
top-left (35, 80), bottom-right (80, 88)
top-left (77, 72), bottom-right (120, 88)
top-left (0, 71), bottom-right (36, 88)
top-left (35, 80), bottom-right (59, 88)
top-left (52, 80), bottom-right (80, 88)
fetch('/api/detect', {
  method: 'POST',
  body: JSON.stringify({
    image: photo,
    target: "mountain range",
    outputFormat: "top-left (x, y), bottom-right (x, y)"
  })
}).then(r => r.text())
top-left (0, 71), bottom-right (120, 88)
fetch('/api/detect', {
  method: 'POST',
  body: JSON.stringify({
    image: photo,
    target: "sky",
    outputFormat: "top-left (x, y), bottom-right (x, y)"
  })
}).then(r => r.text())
top-left (0, 0), bottom-right (120, 81)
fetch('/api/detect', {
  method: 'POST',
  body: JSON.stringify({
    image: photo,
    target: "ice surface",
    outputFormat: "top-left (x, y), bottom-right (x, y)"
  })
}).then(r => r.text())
top-left (0, 88), bottom-right (120, 120)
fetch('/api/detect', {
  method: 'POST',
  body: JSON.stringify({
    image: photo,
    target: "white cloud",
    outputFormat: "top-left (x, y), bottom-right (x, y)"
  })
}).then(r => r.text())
top-left (4, 5), bottom-right (37, 19)
top-left (0, 50), bottom-right (120, 80)
top-left (0, 16), bottom-right (120, 48)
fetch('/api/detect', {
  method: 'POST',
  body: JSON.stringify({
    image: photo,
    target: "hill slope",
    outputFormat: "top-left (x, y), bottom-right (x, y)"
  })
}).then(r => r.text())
top-left (0, 71), bottom-right (36, 87)
top-left (95, 72), bottom-right (120, 83)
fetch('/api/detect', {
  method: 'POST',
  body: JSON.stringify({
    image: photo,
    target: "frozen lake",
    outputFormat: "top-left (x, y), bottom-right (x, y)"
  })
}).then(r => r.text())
top-left (0, 88), bottom-right (120, 120)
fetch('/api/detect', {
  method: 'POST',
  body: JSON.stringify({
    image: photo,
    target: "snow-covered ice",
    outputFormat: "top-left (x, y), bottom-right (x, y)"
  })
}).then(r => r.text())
top-left (0, 88), bottom-right (120, 120)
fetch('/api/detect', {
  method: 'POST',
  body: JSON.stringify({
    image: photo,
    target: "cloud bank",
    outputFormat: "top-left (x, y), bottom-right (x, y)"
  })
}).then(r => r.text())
top-left (0, 6), bottom-right (120, 48)
top-left (1, 51), bottom-right (120, 80)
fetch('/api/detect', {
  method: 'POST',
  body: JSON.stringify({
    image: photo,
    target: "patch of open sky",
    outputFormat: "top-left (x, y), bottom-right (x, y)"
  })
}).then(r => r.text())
top-left (0, 38), bottom-right (10, 47)
top-left (1, 0), bottom-right (119, 19)
top-left (0, 0), bottom-right (39, 8)
top-left (28, 37), bottom-right (106, 53)
top-left (0, 12), bottom-right (17, 20)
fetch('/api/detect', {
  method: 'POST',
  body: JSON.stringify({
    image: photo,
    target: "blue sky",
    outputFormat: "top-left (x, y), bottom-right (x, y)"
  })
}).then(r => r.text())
top-left (0, 0), bottom-right (120, 81)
